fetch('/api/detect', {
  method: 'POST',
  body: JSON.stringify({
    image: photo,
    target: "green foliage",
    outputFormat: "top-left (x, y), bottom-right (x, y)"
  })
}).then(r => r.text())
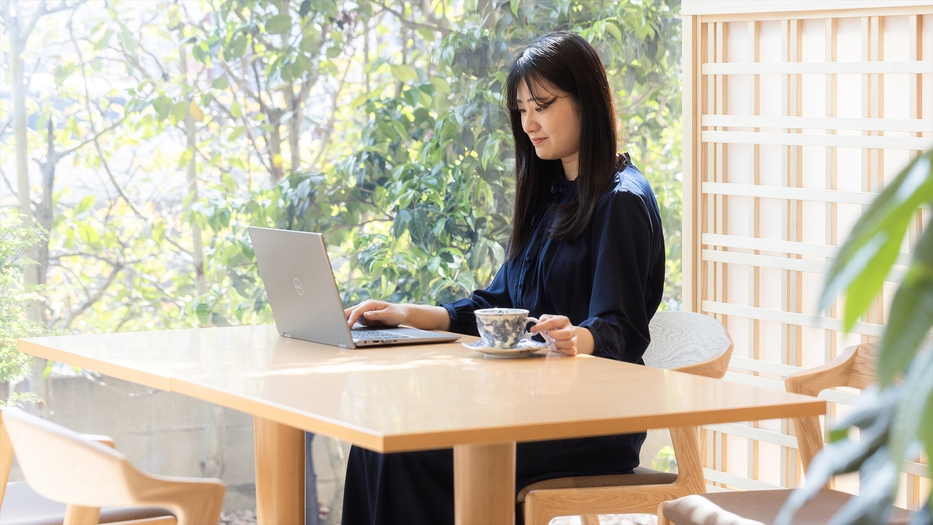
top-left (778, 151), bottom-right (933, 524)
top-left (4, 0), bottom-right (683, 336)
top-left (0, 211), bottom-right (45, 392)
top-left (652, 444), bottom-right (677, 473)
top-left (181, 0), bottom-right (684, 324)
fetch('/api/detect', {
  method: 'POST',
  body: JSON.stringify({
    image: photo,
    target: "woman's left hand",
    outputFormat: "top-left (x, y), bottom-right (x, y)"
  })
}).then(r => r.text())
top-left (529, 314), bottom-right (594, 356)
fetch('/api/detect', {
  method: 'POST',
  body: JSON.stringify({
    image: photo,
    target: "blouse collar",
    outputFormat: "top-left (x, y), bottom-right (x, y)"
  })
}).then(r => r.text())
top-left (550, 178), bottom-right (577, 195)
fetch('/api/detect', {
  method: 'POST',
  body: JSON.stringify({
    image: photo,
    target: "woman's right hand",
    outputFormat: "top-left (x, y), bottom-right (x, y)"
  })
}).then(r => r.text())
top-left (344, 300), bottom-right (410, 328)
top-left (345, 301), bottom-right (452, 331)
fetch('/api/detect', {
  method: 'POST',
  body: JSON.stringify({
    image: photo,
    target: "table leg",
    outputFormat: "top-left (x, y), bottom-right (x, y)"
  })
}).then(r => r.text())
top-left (254, 416), bottom-right (305, 525)
top-left (453, 442), bottom-right (516, 525)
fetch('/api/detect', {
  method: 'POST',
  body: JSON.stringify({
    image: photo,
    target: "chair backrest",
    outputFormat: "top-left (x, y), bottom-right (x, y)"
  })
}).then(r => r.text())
top-left (1, 408), bottom-right (225, 525)
top-left (784, 342), bottom-right (876, 472)
top-left (643, 311), bottom-right (734, 379)
top-left (0, 408), bottom-right (13, 510)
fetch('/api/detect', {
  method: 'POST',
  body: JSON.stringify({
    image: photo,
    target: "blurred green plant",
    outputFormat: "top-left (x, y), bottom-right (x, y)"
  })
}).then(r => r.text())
top-left (652, 444), bottom-right (677, 473)
top-left (777, 150), bottom-right (933, 525)
top-left (0, 210), bottom-right (45, 407)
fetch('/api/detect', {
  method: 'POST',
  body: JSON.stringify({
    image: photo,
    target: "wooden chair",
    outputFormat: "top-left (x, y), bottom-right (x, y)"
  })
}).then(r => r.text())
top-left (518, 311), bottom-right (734, 525)
top-left (1, 408), bottom-right (225, 525)
top-left (658, 342), bottom-right (915, 525)
top-left (1, 406), bottom-right (181, 525)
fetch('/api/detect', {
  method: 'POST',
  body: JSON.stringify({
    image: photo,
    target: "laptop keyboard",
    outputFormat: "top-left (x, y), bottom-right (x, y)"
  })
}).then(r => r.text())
top-left (351, 329), bottom-right (412, 340)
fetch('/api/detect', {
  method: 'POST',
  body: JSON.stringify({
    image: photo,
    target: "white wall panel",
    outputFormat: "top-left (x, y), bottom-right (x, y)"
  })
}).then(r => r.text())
top-left (682, 0), bottom-right (932, 504)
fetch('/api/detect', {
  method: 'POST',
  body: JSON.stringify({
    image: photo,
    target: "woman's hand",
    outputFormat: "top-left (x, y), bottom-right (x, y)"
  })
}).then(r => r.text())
top-left (529, 314), bottom-right (595, 356)
top-left (345, 300), bottom-right (409, 328)
top-left (344, 301), bottom-right (452, 331)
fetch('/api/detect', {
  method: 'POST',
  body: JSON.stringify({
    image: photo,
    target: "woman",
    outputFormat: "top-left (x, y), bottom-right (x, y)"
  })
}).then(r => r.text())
top-left (342, 31), bottom-right (665, 524)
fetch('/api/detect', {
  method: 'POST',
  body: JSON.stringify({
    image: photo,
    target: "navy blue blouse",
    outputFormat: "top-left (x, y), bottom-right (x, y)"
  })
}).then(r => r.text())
top-left (442, 162), bottom-right (665, 363)
top-left (339, 163), bottom-right (668, 525)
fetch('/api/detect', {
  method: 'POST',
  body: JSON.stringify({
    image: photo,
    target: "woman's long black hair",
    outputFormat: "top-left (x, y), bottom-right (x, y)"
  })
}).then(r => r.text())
top-left (505, 31), bottom-right (626, 262)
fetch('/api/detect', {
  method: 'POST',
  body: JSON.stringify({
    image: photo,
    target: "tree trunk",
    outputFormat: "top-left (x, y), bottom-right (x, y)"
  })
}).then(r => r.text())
top-left (8, 1), bottom-right (41, 312)
top-left (268, 111), bottom-right (284, 183)
top-left (286, 87), bottom-right (301, 175)
top-left (180, 46), bottom-right (207, 297)
top-left (6, 0), bottom-right (49, 416)
top-left (37, 120), bottom-right (56, 293)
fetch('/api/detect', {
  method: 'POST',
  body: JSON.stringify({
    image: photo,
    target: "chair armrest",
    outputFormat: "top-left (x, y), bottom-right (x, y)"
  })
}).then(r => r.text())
top-left (79, 434), bottom-right (116, 448)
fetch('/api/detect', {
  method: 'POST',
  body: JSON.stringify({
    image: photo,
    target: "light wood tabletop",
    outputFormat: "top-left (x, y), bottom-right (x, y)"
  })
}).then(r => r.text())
top-left (19, 324), bottom-right (826, 525)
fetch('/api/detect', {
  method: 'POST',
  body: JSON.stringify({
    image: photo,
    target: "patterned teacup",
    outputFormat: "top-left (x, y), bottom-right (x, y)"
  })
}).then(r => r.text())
top-left (474, 308), bottom-right (539, 349)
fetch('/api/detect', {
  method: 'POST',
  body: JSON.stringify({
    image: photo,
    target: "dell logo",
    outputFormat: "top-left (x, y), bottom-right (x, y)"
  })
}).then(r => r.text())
top-left (293, 278), bottom-right (304, 296)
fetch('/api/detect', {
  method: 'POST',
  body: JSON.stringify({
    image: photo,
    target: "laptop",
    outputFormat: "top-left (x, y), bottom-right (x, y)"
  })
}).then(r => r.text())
top-left (248, 226), bottom-right (460, 348)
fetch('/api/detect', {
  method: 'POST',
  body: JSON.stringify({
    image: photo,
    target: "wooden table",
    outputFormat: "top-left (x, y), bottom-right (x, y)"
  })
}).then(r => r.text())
top-left (19, 325), bottom-right (825, 525)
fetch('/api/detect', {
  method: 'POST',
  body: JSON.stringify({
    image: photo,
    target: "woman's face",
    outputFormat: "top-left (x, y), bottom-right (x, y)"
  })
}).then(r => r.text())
top-left (516, 80), bottom-right (582, 180)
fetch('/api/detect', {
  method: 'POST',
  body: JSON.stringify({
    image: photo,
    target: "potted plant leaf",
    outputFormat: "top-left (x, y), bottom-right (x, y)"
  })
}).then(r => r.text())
top-left (776, 150), bottom-right (933, 525)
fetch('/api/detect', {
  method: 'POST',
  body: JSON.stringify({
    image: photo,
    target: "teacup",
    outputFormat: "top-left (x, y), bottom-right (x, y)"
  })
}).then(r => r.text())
top-left (474, 308), bottom-right (539, 349)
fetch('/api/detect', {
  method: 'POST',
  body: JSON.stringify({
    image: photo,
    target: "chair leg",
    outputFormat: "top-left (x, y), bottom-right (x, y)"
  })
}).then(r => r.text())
top-left (581, 515), bottom-right (601, 525)
top-left (63, 505), bottom-right (101, 525)
top-left (658, 501), bottom-right (671, 525)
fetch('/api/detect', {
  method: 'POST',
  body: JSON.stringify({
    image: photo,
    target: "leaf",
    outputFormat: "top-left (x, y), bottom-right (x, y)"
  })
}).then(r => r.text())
top-left (178, 149), bottom-right (193, 169)
top-left (266, 13), bottom-right (292, 34)
top-left (228, 35), bottom-right (247, 59)
top-left (74, 195), bottom-right (96, 215)
top-left (222, 173), bottom-right (237, 192)
top-left (152, 95), bottom-right (172, 120)
top-left (888, 350), bottom-right (933, 487)
top-left (170, 100), bottom-right (187, 125)
top-left (829, 445), bottom-right (900, 525)
top-left (188, 100), bottom-right (205, 122)
top-left (195, 302), bottom-right (210, 325)
top-left (776, 387), bottom-right (897, 523)
top-left (430, 77), bottom-right (450, 95)
top-left (605, 21), bottom-right (623, 43)
top-left (842, 229), bottom-right (902, 328)
top-left (921, 400), bottom-right (933, 516)
top-left (77, 223), bottom-right (101, 247)
top-left (390, 64), bottom-right (418, 83)
top-left (820, 151), bottom-right (933, 325)
top-left (93, 29), bottom-right (113, 51)
top-left (229, 126), bottom-right (246, 140)
top-left (878, 226), bottom-right (933, 385)
top-left (299, 0), bottom-right (311, 18)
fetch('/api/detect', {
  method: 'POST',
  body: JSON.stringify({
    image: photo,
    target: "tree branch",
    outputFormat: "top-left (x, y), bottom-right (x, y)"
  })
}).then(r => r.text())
top-left (58, 117), bottom-right (125, 158)
top-left (220, 60), bottom-right (266, 109)
top-left (0, 165), bottom-right (19, 201)
top-left (311, 54), bottom-right (352, 170)
top-left (68, 16), bottom-right (148, 219)
top-left (59, 261), bottom-right (123, 330)
top-left (208, 96), bottom-right (275, 175)
top-left (367, 0), bottom-right (452, 35)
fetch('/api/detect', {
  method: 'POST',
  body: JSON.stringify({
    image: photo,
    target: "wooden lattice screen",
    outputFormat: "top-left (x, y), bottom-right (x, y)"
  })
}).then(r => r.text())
top-left (681, 0), bottom-right (933, 507)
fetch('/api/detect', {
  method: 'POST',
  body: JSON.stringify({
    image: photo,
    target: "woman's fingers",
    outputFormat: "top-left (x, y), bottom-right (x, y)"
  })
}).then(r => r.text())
top-left (529, 314), bottom-right (569, 334)
top-left (345, 300), bottom-right (391, 327)
top-left (530, 315), bottom-right (579, 356)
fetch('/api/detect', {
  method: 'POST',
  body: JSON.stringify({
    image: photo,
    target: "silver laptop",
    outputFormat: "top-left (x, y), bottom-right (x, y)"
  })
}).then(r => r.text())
top-left (248, 227), bottom-right (460, 348)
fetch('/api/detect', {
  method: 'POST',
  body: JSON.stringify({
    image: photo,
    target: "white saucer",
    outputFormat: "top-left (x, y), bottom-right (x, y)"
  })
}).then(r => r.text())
top-left (462, 339), bottom-right (549, 358)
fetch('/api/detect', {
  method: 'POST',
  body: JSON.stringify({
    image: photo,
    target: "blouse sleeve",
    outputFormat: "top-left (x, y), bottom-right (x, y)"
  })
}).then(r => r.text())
top-left (440, 262), bottom-right (513, 336)
top-left (579, 189), bottom-right (662, 363)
